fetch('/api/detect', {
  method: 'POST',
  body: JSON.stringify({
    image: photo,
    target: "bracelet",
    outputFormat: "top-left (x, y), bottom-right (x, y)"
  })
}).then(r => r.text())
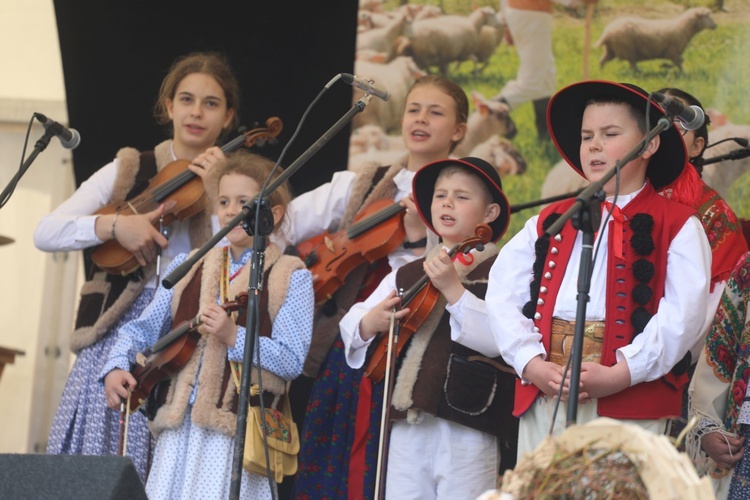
top-left (403, 237), bottom-right (427, 249)
top-left (111, 212), bottom-right (120, 240)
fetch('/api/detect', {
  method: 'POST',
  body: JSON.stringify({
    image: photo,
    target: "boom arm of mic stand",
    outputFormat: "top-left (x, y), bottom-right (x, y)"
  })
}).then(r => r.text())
top-left (702, 147), bottom-right (750, 166)
top-left (162, 98), bottom-right (369, 290)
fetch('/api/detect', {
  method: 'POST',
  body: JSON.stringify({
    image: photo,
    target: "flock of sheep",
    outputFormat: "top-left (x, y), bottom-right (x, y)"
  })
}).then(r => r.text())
top-left (350, 1), bottom-right (748, 205)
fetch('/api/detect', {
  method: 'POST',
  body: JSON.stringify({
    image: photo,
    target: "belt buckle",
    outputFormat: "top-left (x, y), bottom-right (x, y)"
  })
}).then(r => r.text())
top-left (584, 322), bottom-right (605, 342)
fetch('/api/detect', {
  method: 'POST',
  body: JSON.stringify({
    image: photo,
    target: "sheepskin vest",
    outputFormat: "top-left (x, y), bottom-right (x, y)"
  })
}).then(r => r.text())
top-left (149, 244), bottom-right (305, 437)
top-left (388, 244), bottom-right (518, 440)
top-left (70, 141), bottom-right (212, 353)
top-left (302, 158), bottom-right (408, 377)
top-left (514, 182), bottom-right (696, 419)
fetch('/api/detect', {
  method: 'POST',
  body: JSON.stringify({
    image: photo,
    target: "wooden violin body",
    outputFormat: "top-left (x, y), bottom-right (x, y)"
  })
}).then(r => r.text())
top-left (363, 224), bottom-right (493, 383)
top-left (127, 292), bottom-right (248, 413)
top-left (296, 198), bottom-right (406, 305)
top-left (92, 117), bottom-right (283, 275)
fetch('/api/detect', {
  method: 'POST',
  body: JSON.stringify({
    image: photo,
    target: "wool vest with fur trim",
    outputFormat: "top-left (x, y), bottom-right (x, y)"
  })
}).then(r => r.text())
top-left (514, 182), bottom-right (697, 419)
top-left (387, 244), bottom-right (518, 441)
top-left (302, 157), bottom-right (408, 377)
top-left (70, 141), bottom-right (212, 353)
top-left (148, 243), bottom-right (305, 437)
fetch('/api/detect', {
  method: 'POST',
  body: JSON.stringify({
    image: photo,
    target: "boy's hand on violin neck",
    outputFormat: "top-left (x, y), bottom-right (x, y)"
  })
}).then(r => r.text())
top-left (115, 205), bottom-right (171, 267)
top-left (103, 369), bottom-right (137, 410)
top-left (424, 251), bottom-right (464, 305)
top-left (360, 290), bottom-right (410, 341)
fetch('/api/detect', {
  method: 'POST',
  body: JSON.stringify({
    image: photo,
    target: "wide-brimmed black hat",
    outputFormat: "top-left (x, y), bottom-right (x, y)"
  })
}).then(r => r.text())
top-left (547, 80), bottom-right (686, 190)
top-left (412, 156), bottom-right (510, 243)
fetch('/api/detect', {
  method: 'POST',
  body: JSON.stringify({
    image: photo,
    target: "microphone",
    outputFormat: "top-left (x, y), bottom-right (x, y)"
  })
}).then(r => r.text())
top-left (341, 73), bottom-right (390, 101)
top-left (34, 113), bottom-right (81, 149)
top-left (651, 93), bottom-right (705, 131)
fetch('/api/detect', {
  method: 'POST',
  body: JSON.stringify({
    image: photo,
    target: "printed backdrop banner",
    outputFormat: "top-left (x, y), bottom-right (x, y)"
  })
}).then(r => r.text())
top-left (352, 0), bottom-right (750, 245)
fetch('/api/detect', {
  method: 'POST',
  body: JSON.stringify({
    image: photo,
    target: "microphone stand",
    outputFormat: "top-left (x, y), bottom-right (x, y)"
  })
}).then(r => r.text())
top-left (161, 98), bottom-right (369, 500)
top-left (510, 188), bottom-right (584, 214)
top-left (0, 127), bottom-right (55, 209)
top-left (702, 147), bottom-right (750, 165)
top-left (544, 116), bottom-right (672, 426)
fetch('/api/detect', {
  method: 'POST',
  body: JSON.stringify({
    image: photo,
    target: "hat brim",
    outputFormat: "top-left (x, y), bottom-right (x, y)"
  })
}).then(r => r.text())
top-left (412, 157), bottom-right (510, 243)
top-left (547, 80), bottom-right (686, 191)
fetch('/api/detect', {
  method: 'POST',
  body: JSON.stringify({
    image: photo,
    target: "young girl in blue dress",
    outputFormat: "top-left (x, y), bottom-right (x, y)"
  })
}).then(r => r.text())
top-left (103, 151), bottom-right (314, 499)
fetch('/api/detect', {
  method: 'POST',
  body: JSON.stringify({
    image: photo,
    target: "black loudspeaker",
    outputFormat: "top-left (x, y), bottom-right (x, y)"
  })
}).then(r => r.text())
top-left (0, 454), bottom-right (147, 500)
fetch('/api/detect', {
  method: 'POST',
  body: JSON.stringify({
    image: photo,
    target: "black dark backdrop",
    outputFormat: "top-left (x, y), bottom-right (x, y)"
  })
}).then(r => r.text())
top-left (53, 0), bottom-right (358, 196)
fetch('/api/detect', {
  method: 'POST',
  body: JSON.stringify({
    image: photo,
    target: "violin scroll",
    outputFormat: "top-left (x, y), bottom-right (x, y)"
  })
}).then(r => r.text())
top-left (454, 223), bottom-right (492, 256)
top-left (240, 117), bottom-right (283, 149)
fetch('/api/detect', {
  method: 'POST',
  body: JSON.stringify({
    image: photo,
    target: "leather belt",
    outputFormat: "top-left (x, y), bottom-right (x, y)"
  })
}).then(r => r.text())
top-left (549, 318), bottom-right (604, 367)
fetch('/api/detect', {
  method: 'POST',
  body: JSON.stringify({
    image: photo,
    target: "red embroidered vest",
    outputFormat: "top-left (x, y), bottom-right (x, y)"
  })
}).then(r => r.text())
top-left (514, 183), bottom-right (697, 419)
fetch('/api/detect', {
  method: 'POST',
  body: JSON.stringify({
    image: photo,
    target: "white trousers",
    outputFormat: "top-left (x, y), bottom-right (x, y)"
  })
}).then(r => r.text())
top-left (384, 414), bottom-right (498, 500)
top-left (498, 7), bottom-right (556, 108)
top-left (517, 396), bottom-right (671, 461)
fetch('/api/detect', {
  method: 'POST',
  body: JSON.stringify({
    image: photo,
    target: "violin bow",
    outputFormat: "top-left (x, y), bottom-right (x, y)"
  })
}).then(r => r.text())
top-left (118, 391), bottom-right (133, 456)
top-left (373, 287), bottom-right (403, 500)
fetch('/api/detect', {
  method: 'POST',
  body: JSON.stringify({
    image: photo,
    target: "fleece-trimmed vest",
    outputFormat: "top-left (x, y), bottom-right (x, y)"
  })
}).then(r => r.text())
top-left (70, 141), bottom-right (212, 353)
top-left (302, 157), bottom-right (408, 377)
top-left (148, 243), bottom-right (305, 437)
top-left (514, 182), bottom-right (697, 419)
top-left (387, 244), bottom-right (518, 441)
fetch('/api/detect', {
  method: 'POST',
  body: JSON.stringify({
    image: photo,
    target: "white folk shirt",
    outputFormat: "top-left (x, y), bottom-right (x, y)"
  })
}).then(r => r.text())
top-left (339, 247), bottom-right (501, 370)
top-left (485, 186), bottom-right (712, 387)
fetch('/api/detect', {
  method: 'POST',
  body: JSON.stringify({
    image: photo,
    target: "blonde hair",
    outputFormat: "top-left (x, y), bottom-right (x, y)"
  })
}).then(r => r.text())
top-left (206, 151), bottom-right (292, 233)
top-left (436, 165), bottom-right (494, 204)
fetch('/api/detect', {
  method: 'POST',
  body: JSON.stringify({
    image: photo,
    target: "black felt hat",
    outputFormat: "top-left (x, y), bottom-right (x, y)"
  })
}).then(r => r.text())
top-left (412, 156), bottom-right (510, 243)
top-left (547, 80), bottom-right (686, 190)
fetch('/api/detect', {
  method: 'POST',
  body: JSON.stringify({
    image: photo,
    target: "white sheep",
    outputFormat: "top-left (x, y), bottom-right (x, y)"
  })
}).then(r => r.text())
top-left (701, 121), bottom-right (750, 199)
top-left (595, 7), bottom-right (717, 72)
top-left (356, 11), bottom-right (413, 63)
top-left (401, 7), bottom-right (500, 75)
top-left (453, 91), bottom-right (517, 158)
top-left (348, 124), bottom-right (405, 157)
top-left (540, 159), bottom-right (588, 203)
top-left (359, 0), bottom-right (384, 13)
top-left (468, 135), bottom-right (527, 178)
top-left (351, 56), bottom-right (426, 134)
top-left (413, 5), bottom-right (442, 21)
top-left (471, 13), bottom-right (505, 75)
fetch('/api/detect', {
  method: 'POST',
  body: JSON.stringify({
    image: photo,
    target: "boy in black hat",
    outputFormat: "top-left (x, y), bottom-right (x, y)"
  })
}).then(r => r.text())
top-left (484, 80), bottom-right (712, 460)
top-left (339, 157), bottom-right (517, 498)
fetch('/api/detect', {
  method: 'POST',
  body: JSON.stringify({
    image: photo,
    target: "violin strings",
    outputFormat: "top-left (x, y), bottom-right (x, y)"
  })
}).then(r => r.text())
top-left (347, 203), bottom-right (404, 239)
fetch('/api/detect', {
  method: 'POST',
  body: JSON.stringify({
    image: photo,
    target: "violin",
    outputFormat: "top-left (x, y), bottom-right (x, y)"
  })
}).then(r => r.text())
top-left (363, 224), bottom-right (493, 383)
top-left (296, 198), bottom-right (406, 305)
top-left (126, 292), bottom-right (249, 413)
top-left (91, 117), bottom-right (283, 276)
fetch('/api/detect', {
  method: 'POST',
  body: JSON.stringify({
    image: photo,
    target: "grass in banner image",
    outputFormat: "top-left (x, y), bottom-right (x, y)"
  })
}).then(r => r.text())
top-left (352, 0), bottom-right (750, 247)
